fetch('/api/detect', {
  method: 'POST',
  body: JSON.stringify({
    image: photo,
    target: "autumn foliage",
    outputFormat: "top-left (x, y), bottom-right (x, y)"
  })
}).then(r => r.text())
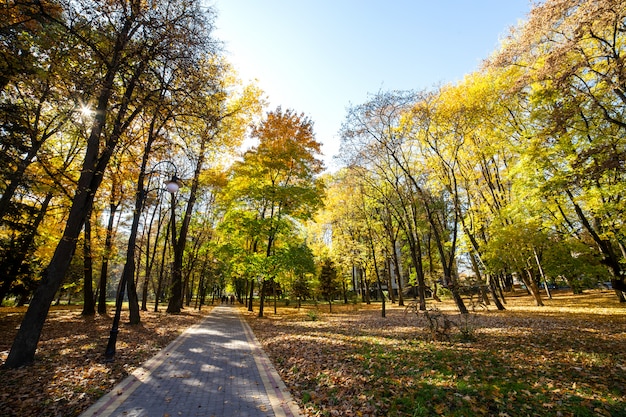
top-left (245, 291), bottom-right (626, 417)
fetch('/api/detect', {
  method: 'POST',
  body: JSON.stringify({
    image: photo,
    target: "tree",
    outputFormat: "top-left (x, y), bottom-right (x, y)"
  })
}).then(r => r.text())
top-left (318, 258), bottom-right (338, 312)
top-left (5, 0), bottom-right (217, 368)
top-left (166, 59), bottom-right (262, 314)
top-left (278, 242), bottom-right (316, 308)
top-left (340, 91), bottom-right (442, 312)
top-left (312, 170), bottom-right (369, 304)
top-left (221, 107), bottom-right (324, 317)
top-left (97, 168), bottom-right (123, 314)
top-left (0, 0), bottom-right (75, 221)
top-left (0, 1), bottom-right (86, 303)
top-left (490, 0), bottom-right (626, 297)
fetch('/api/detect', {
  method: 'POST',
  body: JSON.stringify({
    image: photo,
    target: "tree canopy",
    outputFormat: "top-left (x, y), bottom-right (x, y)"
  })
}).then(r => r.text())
top-left (0, 0), bottom-right (624, 371)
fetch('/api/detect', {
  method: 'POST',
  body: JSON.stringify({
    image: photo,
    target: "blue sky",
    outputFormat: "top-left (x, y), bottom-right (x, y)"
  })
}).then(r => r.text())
top-left (211, 1), bottom-right (534, 170)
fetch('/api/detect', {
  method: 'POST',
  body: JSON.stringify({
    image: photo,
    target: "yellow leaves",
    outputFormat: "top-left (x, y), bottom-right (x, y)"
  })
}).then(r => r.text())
top-left (246, 292), bottom-right (626, 417)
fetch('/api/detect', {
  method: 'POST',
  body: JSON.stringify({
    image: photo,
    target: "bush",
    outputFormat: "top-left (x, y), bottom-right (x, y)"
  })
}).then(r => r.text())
top-left (456, 313), bottom-right (478, 342)
top-left (306, 310), bottom-right (319, 321)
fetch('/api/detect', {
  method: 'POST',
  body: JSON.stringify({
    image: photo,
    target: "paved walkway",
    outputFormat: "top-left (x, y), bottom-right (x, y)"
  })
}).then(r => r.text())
top-left (80, 305), bottom-right (303, 417)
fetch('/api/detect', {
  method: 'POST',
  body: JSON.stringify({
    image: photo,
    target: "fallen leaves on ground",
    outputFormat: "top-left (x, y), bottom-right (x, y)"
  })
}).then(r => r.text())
top-left (0, 305), bottom-right (210, 417)
top-left (245, 290), bottom-right (626, 417)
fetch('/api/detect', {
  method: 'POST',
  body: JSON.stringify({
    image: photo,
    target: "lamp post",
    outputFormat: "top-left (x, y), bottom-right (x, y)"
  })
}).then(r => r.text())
top-left (166, 175), bottom-right (184, 313)
top-left (166, 175), bottom-right (180, 253)
top-left (104, 164), bottom-right (178, 362)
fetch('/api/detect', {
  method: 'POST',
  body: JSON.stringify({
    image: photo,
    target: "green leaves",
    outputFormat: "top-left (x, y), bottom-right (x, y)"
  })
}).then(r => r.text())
top-left (217, 107), bottom-right (325, 314)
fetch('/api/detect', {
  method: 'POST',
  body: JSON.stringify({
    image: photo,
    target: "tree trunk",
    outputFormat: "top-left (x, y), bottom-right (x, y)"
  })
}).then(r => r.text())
top-left (533, 248), bottom-right (552, 299)
top-left (522, 269), bottom-right (544, 306)
top-left (258, 280), bottom-right (266, 317)
top-left (121, 145), bottom-right (159, 325)
top-left (409, 235), bottom-right (427, 310)
top-left (247, 279), bottom-right (254, 312)
top-left (125, 260), bottom-right (141, 324)
top-left (98, 200), bottom-right (119, 315)
top-left (186, 273), bottom-right (195, 307)
top-left (447, 278), bottom-right (469, 315)
top-left (363, 269), bottom-right (371, 304)
top-left (376, 272), bottom-right (386, 318)
top-left (273, 278), bottom-right (277, 314)
top-left (387, 258), bottom-right (396, 304)
top-left (392, 240), bottom-right (404, 306)
top-left (140, 263), bottom-right (150, 312)
top-left (6, 180), bottom-right (100, 367)
top-left (155, 217), bottom-right (171, 312)
top-left (487, 274), bottom-right (506, 310)
top-left (81, 210), bottom-right (95, 316)
top-left (144, 203), bottom-right (165, 311)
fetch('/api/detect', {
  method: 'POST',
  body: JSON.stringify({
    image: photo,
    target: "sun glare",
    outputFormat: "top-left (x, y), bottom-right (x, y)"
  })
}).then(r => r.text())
top-left (80, 105), bottom-right (94, 118)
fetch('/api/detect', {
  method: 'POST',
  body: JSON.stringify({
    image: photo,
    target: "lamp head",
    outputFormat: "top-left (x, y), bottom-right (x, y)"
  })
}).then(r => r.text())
top-left (166, 176), bottom-right (180, 193)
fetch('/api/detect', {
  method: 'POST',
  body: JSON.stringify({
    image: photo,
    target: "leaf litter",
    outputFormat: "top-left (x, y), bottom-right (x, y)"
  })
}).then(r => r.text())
top-left (244, 291), bottom-right (626, 417)
top-left (0, 305), bottom-right (210, 417)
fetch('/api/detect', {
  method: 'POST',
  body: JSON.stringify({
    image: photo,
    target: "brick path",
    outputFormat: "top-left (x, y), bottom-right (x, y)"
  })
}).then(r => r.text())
top-left (79, 305), bottom-right (302, 417)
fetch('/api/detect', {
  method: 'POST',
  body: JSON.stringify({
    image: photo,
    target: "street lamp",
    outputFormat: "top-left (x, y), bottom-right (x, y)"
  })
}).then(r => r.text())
top-left (104, 163), bottom-right (178, 362)
top-left (166, 175), bottom-right (184, 313)
top-left (166, 175), bottom-right (180, 273)
top-left (166, 176), bottom-right (180, 194)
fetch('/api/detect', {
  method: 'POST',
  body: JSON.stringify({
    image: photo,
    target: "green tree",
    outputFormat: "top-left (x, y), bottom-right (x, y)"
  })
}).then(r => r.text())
top-left (318, 258), bottom-right (338, 312)
top-left (491, 0), bottom-right (626, 297)
top-left (279, 243), bottom-right (316, 308)
top-left (221, 107), bottom-right (324, 317)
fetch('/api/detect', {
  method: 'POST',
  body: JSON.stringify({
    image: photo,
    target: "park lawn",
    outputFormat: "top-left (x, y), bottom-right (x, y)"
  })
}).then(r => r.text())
top-left (244, 290), bottom-right (626, 417)
top-left (0, 304), bottom-right (211, 417)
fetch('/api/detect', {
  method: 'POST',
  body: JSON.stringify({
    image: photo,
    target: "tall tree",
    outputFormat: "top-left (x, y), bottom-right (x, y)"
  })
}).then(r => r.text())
top-left (340, 91), bottom-right (434, 311)
top-left (166, 60), bottom-right (262, 314)
top-left (490, 0), bottom-right (626, 297)
top-left (5, 0), bottom-right (217, 368)
top-left (222, 107), bottom-right (324, 317)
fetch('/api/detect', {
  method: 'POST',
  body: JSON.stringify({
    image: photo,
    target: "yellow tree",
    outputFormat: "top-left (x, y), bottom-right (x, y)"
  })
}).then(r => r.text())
top-left (6, 0), bottom-right (218, 368)
top-left (222, 107), bottom-right (324, 317)
top-left (490, 0), bottom-right (626, 297)
top-left (310, 171), bottom-right (372, 306)
top-left (429, 71), bottom-right (520, 309)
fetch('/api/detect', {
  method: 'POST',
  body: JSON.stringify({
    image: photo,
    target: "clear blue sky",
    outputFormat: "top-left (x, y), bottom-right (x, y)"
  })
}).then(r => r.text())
top-left (211, 1), bottom-right (534, 170)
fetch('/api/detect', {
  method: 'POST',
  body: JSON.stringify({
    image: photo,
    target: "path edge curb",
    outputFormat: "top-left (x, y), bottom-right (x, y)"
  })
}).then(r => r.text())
top-left (78, 309), bottom-right (214, 417)
top-left (239, 310), bottom-right (304, 417)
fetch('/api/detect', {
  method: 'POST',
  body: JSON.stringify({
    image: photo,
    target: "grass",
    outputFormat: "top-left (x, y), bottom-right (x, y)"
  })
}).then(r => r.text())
top-left (244, 290), bottom-right (626, 417)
